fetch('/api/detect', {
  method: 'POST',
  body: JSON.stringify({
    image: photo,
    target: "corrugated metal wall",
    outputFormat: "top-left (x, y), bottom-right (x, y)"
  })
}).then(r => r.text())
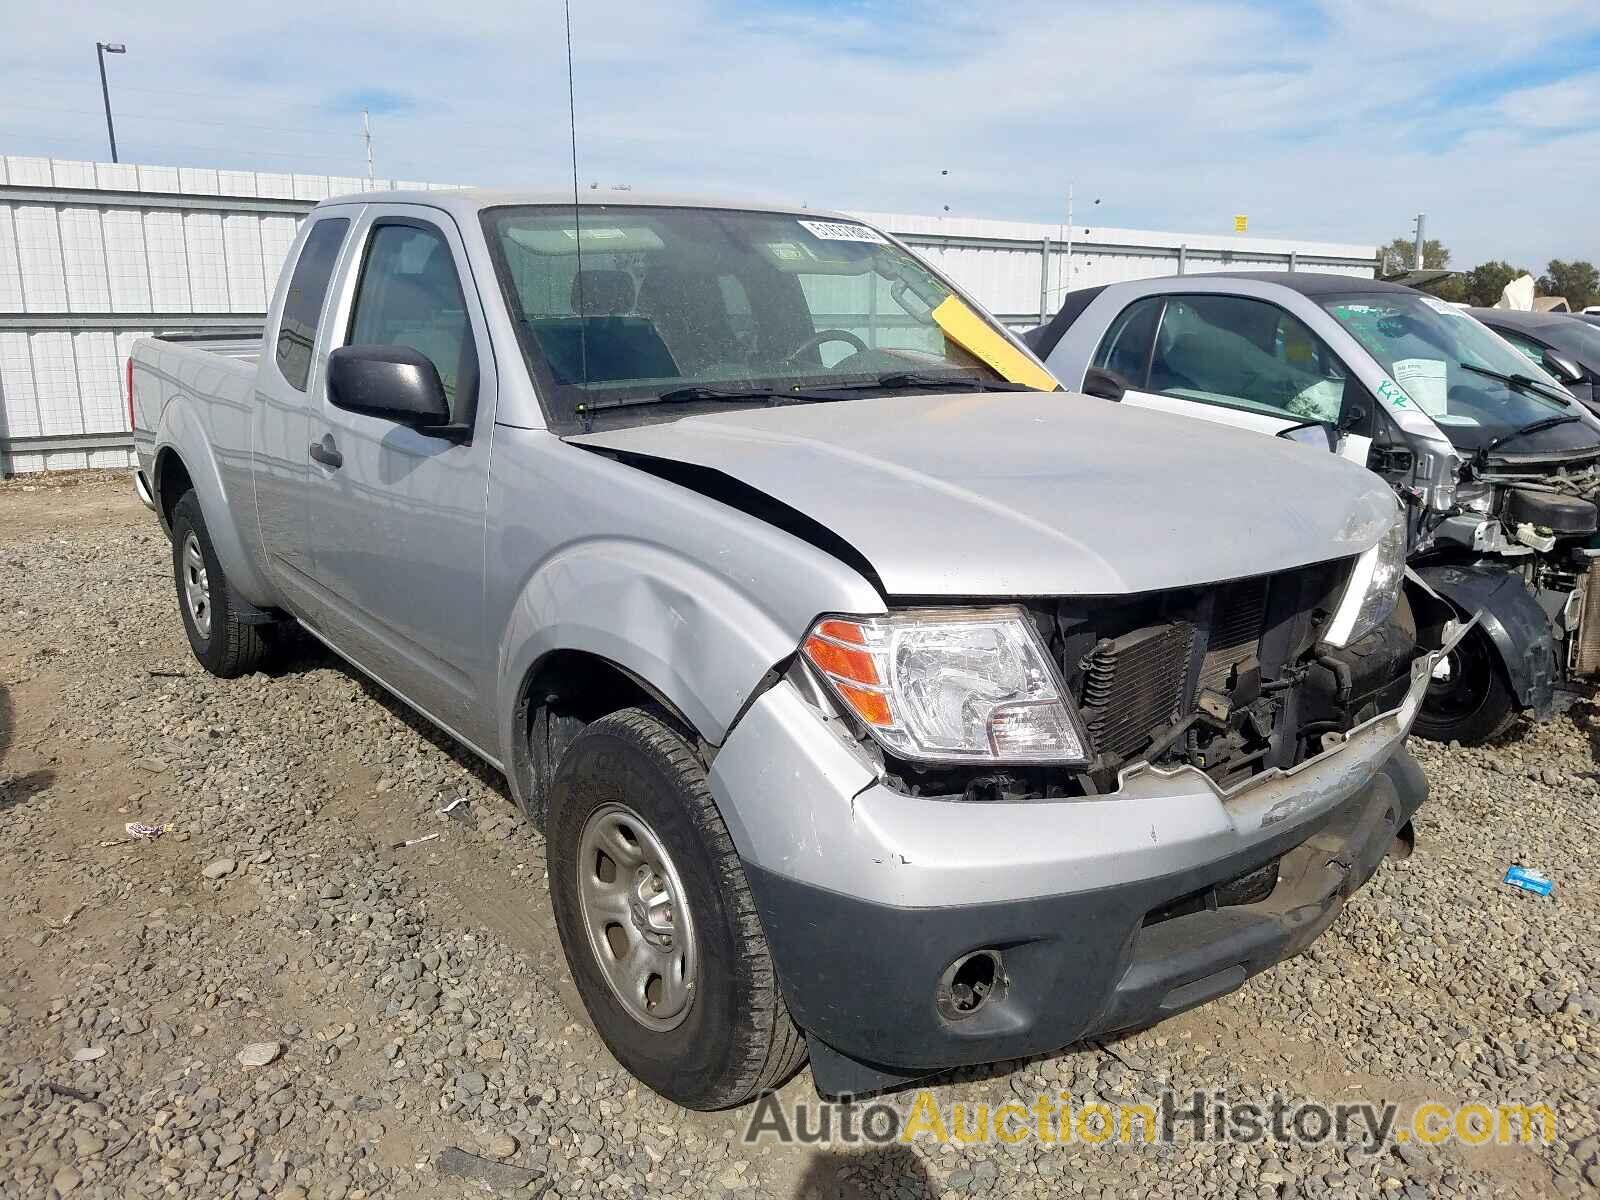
top-left (856, 210), bottom-right (1378, 328)
top-left (0, 156), bottom-right (462, 474)
top-left (1, 156), bottom-right (1375, 474)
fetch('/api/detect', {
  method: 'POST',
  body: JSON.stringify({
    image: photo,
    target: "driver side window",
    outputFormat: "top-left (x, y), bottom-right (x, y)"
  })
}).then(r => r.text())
top-left (348, 223), bottom-right (478, 421)
top-left (1148, 295), bottom-right (1347, 424)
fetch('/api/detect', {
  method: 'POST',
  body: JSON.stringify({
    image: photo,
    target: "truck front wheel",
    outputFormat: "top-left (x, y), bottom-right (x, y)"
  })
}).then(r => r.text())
top-left (1412, 625), bottom-right (1517, 745)
top-left (546, 707), bottom-right (806, 1109)
top-left (169, 490), bottom-right (267, 678)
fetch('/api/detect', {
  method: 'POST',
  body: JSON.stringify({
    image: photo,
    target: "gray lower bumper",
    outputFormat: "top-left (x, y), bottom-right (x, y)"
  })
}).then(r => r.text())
top-left (709, 644), bottom-right (1442, 909)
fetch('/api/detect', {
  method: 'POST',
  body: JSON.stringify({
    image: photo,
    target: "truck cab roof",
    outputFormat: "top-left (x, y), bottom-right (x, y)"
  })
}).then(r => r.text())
top-left (316, 186), bottom-right (853, 223)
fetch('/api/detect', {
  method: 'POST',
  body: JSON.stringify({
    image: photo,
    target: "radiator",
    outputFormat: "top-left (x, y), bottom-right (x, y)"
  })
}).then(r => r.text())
top-left (1576, 563), bottom-right (1600, 676)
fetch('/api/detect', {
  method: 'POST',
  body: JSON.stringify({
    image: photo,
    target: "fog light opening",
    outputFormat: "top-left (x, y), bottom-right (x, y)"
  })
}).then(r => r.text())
top-left (937, 950), bottom-right (1005, 1021)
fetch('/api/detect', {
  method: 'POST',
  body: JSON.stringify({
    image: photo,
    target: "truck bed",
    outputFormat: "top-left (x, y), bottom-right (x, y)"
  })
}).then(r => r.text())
top-left (150, 330), bottom-right (264, 366)
top-left (130, 329), bottom-right (266, 458)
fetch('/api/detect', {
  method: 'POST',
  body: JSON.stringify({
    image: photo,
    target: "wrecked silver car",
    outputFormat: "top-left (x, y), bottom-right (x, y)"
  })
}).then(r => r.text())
top-left (1028, 273), bottom-right (1600, 744)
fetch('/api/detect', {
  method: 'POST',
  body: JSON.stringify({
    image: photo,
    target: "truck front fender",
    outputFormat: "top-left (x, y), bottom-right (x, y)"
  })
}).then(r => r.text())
top-left (496, 536), bottom-right (813, 763)
top-left (155, 398), bottom-right (278, 610)
top-left (1412, 562), bottom-right (1555, 713)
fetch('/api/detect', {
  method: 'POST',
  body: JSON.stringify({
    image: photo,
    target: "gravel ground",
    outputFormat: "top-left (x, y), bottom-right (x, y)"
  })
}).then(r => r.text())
top-left (0, 471), bottom-right (1596, 1200)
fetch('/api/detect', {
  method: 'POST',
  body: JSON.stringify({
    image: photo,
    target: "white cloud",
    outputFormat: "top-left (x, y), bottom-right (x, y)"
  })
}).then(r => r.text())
top-left (1, 0), bottom-right (1596, 267)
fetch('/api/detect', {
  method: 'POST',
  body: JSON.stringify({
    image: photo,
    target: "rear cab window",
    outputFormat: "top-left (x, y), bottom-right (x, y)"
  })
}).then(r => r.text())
top-left (275, 217), bottom-right (351, 391)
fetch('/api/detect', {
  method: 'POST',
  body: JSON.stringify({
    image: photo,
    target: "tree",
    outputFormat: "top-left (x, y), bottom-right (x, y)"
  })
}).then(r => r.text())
top-left (1461, 260), bottom-right (1528, 308)
top-left (1537, 260), bottom-right (1600, 310)
top-left (1379, 235), bottom-right (1450, 275)
top-left (1425, 275), bottom-right (1469, 304)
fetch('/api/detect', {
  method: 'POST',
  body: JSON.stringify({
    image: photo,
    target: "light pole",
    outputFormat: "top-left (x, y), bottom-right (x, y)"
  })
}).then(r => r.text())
top-left (95, 41), bottom-right (125, 163)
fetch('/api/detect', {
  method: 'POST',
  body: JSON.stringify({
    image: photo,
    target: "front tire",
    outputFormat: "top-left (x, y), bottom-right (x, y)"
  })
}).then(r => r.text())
top-left (169, 490), bottom-right (267, 678)
top-left (1412, 626), bottom-right (1518, 745)
top-left (546, 707), bottom-right (805, 1109)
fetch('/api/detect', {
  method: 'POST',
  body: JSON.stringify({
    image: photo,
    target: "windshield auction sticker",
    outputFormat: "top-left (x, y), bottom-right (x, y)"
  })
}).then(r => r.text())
top-left (930, 295), bottom-right (1059, 391)
top-left (797, 219), bottom-right (889, 244)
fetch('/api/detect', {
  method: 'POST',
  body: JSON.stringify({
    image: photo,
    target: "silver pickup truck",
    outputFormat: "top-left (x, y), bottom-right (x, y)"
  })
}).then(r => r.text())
top-left (131, 189), bottom-right (1444, 1108)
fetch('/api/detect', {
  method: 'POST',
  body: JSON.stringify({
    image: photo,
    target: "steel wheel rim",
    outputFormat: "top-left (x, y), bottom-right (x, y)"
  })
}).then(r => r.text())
top-left (1423, 630), bottom-right (1492, 720)
top-left (181, 533), bottom-right (212, 640)
top-left (576, 802), bottom-right (697, 1031)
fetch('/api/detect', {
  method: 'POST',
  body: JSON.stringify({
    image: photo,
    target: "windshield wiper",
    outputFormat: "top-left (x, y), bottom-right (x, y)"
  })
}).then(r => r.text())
top-left (790, 372), bottom-right (1038, 396)
top-left (1477, 414), bottom-right (1583, 462)
top-left (872, 372), bottom-right (1040, 392)
top-left (1458, 361), bottom-right (1570, 405)
top-left (575, 385), bottom-right (837, 416)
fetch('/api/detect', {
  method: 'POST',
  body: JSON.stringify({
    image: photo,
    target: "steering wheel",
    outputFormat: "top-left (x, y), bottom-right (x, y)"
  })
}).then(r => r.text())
top-left (785, 328), bottom-right (869, 364)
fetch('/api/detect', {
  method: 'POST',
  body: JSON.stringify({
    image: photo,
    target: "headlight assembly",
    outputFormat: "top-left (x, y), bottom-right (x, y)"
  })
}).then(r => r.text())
top-left (1322, 511), bottom-right (1407, 648)
top-left (801, 607), bottom-right (1090, 764)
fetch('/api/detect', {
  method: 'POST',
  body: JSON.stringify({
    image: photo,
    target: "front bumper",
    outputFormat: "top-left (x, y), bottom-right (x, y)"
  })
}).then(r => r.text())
top-left (751, 750), bottom-right (1423, 1097)
top-left (709, 645), bottom-right (1444, 1098)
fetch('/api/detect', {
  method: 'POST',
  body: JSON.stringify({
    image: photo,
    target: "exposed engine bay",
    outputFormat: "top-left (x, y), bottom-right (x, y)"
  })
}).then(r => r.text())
top-left (1420, 452), bottom-right (1600, 672)
top-left (858, 560), bottom-right (1425, 803)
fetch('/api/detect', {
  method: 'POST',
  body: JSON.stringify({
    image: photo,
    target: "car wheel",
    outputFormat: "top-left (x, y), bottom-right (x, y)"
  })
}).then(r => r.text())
top-left (169, 490), bottom-right (268, 678)
top-left (1412, 626), bottom-right (1517, 745)
top-left (546, 706), bottom-right (806, 1109)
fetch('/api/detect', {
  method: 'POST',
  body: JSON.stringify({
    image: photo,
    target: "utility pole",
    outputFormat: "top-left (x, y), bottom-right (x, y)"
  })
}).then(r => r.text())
top-left (1063, 184), bottom-right (1074, 303)
top-left (1413, 212), bottom-right (1426, 270)
top-left (95, 41), bottom-right (126, 163)
top-left (362, 108), bottom-right (374, 179)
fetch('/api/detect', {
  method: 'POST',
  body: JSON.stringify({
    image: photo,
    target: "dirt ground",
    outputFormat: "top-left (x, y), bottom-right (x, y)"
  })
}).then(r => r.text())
top-left (0, 472), bottom-right (1596, 1200)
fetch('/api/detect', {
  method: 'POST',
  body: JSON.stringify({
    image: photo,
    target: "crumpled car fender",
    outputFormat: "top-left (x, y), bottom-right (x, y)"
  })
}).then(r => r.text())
top-left (497, 535), bottom-right (836, 755)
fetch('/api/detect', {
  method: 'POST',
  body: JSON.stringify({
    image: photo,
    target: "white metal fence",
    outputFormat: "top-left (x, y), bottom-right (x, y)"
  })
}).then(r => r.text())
top-left (0, 155), bottom-right (1375, 474)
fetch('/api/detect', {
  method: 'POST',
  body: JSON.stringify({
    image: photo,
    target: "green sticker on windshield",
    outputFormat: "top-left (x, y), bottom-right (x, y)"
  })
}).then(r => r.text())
top-left (1375, 377), bottom-right (1411, 408)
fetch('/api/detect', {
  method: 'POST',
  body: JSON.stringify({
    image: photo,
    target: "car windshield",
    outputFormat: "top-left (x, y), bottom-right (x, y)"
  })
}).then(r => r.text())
top-left (482, 205), bottom-right (1035, 428)
top-left (1320, 291), bottom-right (1576, 447)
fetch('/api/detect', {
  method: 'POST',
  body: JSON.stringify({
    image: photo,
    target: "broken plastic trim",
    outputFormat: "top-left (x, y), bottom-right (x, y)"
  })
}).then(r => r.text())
top-left (573, 445), bottom-right (887, 595)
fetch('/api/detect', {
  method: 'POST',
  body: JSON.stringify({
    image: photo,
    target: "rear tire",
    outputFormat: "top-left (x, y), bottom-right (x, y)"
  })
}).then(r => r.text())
top-left (1412, 626), bottom-right (1518, 745)
top-left (170, 490), bottom-right (268, 678)
top-left (546, 707), bottom-right (805, 1109)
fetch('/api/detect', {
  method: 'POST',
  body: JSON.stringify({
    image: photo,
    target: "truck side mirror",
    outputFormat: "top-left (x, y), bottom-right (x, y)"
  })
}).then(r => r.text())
top-left (328, 345), bottom-right (453, 428)
top-left (1081, 367), bottom-right (1128, 402)
top-left (1542, 349), bottom-right (1585, 386)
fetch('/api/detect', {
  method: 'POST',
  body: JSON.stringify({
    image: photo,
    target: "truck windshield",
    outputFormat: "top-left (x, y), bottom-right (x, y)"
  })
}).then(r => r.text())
top-left (481, 205), bottom-right (1034, 428)
top-left (1320, 292), bottom-right (1585, 449)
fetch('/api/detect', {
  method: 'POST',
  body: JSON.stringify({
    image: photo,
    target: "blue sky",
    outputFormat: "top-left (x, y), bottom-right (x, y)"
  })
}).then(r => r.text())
top-left (2, 0), bottom-right (1597, 269)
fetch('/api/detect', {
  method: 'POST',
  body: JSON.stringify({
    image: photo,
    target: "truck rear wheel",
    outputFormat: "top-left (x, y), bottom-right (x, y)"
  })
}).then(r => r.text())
top-left (1412, 625), bottom-right (1517, 745)
top-left (169, 490), bottom-right (268, 678)
top-left (546, 707), bottom-right (806, 1109)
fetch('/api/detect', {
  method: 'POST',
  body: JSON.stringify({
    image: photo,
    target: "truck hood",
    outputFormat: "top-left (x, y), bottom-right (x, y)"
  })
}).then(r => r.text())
top-left (567, 391), bottom-right (1398, 596)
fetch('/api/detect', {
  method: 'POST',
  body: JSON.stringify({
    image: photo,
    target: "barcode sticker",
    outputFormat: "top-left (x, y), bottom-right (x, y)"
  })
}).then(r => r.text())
top-left (798, 219), bottom-right (888, 245)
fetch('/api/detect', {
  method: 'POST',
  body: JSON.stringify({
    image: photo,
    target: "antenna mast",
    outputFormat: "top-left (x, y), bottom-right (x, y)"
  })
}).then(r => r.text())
top-left (362, 108), bottom-right (374, 179)
top-left (564, 0), bottom-right (588, 394)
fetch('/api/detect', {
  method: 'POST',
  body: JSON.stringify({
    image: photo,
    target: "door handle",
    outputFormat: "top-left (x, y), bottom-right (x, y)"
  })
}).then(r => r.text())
top-left (309, 435), bottom-right (343, 469)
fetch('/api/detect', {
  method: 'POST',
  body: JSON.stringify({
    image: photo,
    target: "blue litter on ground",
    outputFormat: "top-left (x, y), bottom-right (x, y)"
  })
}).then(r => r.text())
top-left (1503, 866), bottom-right (1554, 897)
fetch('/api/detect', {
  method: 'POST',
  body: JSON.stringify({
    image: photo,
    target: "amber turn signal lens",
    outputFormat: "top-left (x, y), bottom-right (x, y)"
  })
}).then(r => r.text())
top-left (802, 634), bottom-right (879, 685)
top-left (814, 618), bottom-right (866, 644)
top-left (834, 682), bottom-right (893, 727)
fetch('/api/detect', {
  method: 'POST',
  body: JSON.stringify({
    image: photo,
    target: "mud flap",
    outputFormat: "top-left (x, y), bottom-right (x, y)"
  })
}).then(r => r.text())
top-left (804, 1034), bottom-right (934, 1101)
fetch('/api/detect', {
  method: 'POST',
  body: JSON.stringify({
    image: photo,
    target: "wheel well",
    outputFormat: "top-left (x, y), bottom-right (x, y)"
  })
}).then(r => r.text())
top-left (154, 449), bottom-right (194, 529)
top-left (511, 650), bottom-right (703, 830)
